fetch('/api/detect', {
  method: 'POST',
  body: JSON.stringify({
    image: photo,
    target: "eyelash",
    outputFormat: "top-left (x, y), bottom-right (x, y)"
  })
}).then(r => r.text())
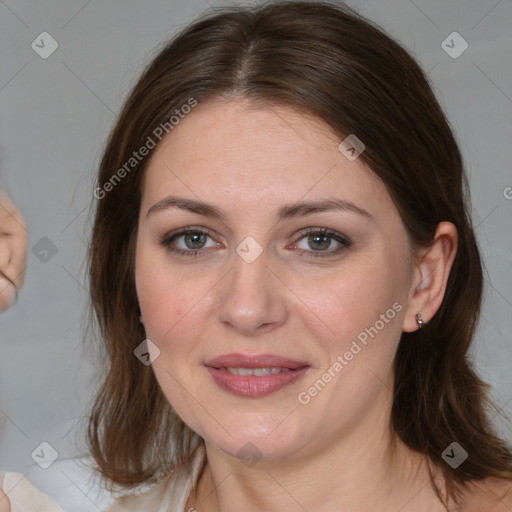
top-left (159, 226), bottom-right (352, 259)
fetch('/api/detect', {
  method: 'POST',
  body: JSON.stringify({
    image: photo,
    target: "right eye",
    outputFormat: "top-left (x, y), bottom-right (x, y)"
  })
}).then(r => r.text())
top-left (159, 227), bottom-right (221, 257)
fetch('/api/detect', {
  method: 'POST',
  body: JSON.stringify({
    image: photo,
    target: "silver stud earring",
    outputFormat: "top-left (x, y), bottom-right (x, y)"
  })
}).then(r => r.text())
top-left (416, 312), bottom-right (424, 330)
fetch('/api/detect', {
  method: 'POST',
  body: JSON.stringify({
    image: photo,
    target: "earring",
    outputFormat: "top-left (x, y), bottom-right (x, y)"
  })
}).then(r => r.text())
top-left (416, 312), bottom-right (424, 330)
top-left (139, 315), bottom-right (144, 325)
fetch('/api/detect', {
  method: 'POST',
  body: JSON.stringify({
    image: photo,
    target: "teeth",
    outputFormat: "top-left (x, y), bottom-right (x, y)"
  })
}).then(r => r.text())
top-left (224, 367), bottom-right (291, 376)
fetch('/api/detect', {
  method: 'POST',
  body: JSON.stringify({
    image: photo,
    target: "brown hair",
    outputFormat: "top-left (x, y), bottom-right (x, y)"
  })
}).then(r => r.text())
top-left (86, 0), bottom-right (512, 505)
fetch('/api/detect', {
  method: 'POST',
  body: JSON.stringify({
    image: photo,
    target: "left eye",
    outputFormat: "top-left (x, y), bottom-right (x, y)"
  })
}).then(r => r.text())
top-left (292, 229), bottom-right (351, 257)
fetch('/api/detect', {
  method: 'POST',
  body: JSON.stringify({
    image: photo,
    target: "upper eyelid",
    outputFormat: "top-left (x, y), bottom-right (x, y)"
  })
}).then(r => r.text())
top-left (295, 227), bottom-right (350, 241)
top-left (160, 227), bottom-right (218, 247)
top-left (162, 226), bottom-right (350, 250)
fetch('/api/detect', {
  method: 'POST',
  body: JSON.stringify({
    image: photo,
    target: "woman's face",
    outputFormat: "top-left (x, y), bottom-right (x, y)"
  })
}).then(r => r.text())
top-left (135, 99), bottom-right (417, 461)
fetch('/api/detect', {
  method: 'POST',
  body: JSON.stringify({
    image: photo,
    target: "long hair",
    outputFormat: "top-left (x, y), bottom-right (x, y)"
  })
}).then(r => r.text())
top-left (86, 1), bottom-right (512, 505)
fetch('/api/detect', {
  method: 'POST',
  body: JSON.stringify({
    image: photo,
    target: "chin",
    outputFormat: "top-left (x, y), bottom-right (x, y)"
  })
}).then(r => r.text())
top-left (200, 415), bottom-right (307, 462)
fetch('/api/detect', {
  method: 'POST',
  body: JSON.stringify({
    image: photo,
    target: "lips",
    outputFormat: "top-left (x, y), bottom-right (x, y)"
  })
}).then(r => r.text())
top-left (205, 353), bottom-right (308, 369)
top-left (204, 353), bottom-right (310, 398)
top-left (225, 367), bottom-right (291, 376)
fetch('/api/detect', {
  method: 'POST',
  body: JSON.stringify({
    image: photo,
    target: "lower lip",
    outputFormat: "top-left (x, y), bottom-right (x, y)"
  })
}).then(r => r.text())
top-left (206, 366), bottom-right (309, 398)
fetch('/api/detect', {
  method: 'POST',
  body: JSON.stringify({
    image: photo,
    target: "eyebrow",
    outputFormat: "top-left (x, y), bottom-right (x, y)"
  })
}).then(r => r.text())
top-left (146, 195), bottom-right (372, 221)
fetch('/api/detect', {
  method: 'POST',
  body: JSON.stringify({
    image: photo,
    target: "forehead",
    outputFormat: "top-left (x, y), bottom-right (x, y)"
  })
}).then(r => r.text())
top-left (141, 99), bottom-right (393, 221)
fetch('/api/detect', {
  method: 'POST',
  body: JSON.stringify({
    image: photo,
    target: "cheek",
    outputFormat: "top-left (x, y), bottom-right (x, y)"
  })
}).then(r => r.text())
top-left (339, 271), bottom-right (407, 381)
top-left (294, 267), bottom-right (405, 423)
top-left (296, 255), bottom-right (405, 348)
top-left (315, 267), bottom-right (406, 401)
top-left (136, 261), bottom-right (209, 411)
top-left (135, 251), bottom-right (215, 357)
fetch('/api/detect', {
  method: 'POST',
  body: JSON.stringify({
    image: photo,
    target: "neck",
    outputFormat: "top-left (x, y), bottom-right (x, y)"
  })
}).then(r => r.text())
top-left (189, 380), bottom-right (446, 512)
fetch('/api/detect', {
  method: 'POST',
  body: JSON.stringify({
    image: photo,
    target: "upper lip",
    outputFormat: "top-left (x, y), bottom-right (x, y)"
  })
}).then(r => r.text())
top-left (204, 353), bottom-right (309, 370)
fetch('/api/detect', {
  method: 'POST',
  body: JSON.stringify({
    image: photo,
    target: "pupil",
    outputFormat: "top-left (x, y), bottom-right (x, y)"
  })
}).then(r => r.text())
top-left (186, 232), bottom-right (206, 249)
top-left (309, 234), bottom-right (330, 251)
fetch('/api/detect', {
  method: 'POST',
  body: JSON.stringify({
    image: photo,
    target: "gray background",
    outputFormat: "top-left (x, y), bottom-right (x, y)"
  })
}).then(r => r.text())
top-left (1, 0), bottom-right (511, 509)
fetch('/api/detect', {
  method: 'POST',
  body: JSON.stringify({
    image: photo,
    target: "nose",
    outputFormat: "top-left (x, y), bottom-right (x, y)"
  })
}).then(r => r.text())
top-left (215, 246), bottom-right (289, 336)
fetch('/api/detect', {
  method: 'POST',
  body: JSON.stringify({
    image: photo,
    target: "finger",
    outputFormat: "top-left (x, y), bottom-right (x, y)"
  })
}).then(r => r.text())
top-left (0, 194), bottom-right (27, 291)
top-left (0, 195), bottom-right (26, 234)
top-left (0, 276), bottom-right (17, 312)
top-left (2, 235), bottom-right (27, 289)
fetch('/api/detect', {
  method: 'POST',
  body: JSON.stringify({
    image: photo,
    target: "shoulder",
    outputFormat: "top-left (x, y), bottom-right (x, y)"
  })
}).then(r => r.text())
top-left (455, 477), bottom-right (512, 511)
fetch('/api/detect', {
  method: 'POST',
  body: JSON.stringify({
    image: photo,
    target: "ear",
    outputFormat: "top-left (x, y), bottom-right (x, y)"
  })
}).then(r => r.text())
top-left (402, 221), bottom-right (458, 333)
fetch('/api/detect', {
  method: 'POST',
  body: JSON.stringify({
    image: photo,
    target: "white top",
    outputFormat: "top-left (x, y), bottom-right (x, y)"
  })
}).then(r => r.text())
top-left (2, 473), bottom-right (65, 512)
top-left (106, 444), bottom-right (206, 512)
top-left (1, 444), bottom-right (206, 512)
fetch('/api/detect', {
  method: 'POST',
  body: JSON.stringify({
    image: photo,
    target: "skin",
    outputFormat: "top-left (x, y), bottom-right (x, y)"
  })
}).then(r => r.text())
top-left (135, 98), bottom-right (461, 511)
top-left (2, 100), bottom-right (506, 511)
top-left (0, 194), bottom-right (26, 312)
top-left (0, 193), bottom-right (27, 511)
top-left (0, 490), bottom-right (7, 512)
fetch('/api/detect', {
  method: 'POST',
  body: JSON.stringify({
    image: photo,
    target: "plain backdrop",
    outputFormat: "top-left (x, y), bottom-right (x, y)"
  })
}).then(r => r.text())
top-left (1, 0), bottom-right (511, 509)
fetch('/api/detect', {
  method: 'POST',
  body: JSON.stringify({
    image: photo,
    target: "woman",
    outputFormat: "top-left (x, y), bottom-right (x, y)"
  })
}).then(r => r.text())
top-left (86, 1), bottom-right (512, 510)
top-left (3, 1), bottom-right (511, 511)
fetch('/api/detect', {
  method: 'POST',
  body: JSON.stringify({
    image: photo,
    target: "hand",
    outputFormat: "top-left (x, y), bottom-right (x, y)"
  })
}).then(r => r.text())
top-left (0, 488), bottom-right (11, 512)
top-left (0, 193), bottom-right (27, 312)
